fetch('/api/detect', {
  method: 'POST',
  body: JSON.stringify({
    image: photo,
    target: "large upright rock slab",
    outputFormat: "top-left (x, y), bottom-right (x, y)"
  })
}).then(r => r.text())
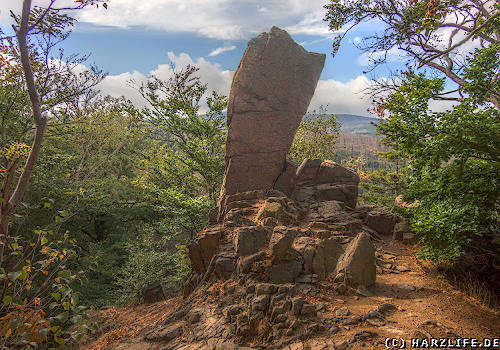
top-left (335, 232), bottom-right (376, 287)
top-left (219, 26), bottom-right (325, 217)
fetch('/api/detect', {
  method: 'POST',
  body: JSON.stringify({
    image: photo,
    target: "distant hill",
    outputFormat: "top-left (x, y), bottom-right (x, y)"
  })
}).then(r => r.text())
top-left (334, 114), bottom-right (379, 135)
top-left (220, 112), bottom-right (379, 135)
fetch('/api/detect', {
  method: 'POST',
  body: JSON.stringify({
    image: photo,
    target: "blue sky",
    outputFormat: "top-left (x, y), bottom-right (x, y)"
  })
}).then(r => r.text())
top-left (1, 0), bottom-right (415, 116)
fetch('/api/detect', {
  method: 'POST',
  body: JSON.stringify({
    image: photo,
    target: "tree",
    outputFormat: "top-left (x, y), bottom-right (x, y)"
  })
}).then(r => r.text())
top-left (325, 0), bottom-right (500, 298)
top-left (288, 107), bottom-right (340, 164)
top-left (137, 65), bottom-right (227, 203)
top-left (1, 0), bottom-right (105, 267)
top-left (0, 1), bottom-right (106, 346)
top-left (324, 0), bottom-right (500, 108)
top-left (113, 66), bottom-right (228, 301)
top-left (374, 72), bottom-right (499, 297)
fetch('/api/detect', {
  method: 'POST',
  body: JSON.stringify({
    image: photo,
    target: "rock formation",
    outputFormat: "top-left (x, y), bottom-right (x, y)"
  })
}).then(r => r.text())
top-left (218, 26), bottom-right (325, 220)
top-left (144, 27), bottom-right (381, 349)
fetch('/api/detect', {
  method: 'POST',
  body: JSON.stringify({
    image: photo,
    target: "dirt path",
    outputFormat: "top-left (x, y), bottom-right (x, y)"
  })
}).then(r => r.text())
top-left (309, 240), bottom-right (500, 349)
top-left (81, 240), bottom-right (500, 350)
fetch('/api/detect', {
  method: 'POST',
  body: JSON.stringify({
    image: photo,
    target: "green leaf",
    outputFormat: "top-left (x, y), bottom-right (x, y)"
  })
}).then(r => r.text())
top-left (3, 295), bottom-right (12, 304)
top-left (18, 269), bottom-right (28, 281)
top-left (71, 333), bottom-right (83, 341)
top-left (58, 270), bottom-right (71, 279)
top-left (41, 237), bottom-right (48, 245)
top-left (39, 327), bottom-right (50, 336)
top-left (7, 271), bottom-right (22, 281)
top-left (55, 311), bottom-right (69, 322)
top-left (51, 292), bottom-right (61, 301)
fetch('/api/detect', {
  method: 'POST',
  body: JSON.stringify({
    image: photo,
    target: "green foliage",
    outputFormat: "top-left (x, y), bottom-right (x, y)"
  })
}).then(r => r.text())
top-left (411, 199), bottom-right (485, 262)
top-left (116, 229), bottom-right (191, 303)
top-left (289, 108), bottom-right (340, 164)
top-left (139, 65), bottom-right (227, 201)
top-left (462, 43), bottom-right (500, 106)
top-left (7, 97), bottom-right (152, 308)
top-left (377, 72), bottom-right (499, 263)
top-left (2, 64), bottom-right (227, 309)
top-left (359, 168), bottom-right (406, 209)
top-left (113, 66), bottom-right (227, 302)
top-left (0, 228), bottom-right (96, 349)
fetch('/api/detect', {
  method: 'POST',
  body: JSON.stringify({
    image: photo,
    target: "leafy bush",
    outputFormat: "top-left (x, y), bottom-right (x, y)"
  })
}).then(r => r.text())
top-left (376, 72), bottom-right (499, 264)
top-left (289, 108), bottom-right (340, 164)
top-left (0, 227), bottom-right (95, 349)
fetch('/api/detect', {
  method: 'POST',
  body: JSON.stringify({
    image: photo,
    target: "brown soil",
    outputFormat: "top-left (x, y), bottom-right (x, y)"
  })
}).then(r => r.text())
top-left (81, 239), bottom-right (500, 350)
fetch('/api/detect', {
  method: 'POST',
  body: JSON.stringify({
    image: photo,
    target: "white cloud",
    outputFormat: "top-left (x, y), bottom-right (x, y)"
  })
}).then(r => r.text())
top-left (0, 0), bottom-right (334, 40)
top-left (98, 52), bottom-right (235, 111)
top-left (309, 76), bottom-right (374, 115)
top-left (97, 51), bottom-right (377, 117)
top-left (208, 45), bottom-right (237, 57)
top-left (357, 46), bottom-right (404, 66)
top-left (284, 9), bottom-right (334, 37)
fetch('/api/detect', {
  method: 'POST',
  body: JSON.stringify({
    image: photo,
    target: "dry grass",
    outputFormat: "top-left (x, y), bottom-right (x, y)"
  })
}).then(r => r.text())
top-left (419, 258), bottom-right (500, 314)
top-left (445, 270), bottom-right (500, 313)
top-left (78, 298), bottom-right (180, 350)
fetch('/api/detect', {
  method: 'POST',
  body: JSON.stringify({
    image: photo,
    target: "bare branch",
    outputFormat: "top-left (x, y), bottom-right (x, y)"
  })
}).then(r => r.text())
top-left (419, 12), bottom-right (500, 68)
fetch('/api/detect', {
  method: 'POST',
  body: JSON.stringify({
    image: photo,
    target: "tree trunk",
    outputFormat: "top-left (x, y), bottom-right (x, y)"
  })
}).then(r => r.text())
top-left (0, 208), bottom-right (10, 268)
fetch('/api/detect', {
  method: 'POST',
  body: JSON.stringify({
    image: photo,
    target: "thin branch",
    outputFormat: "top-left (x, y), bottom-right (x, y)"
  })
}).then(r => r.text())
top-left (419, 12), bottom-right (500, 68)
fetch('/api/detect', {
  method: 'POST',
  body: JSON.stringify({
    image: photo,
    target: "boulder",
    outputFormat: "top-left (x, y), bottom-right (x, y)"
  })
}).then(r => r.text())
top-left (143, 282), bottom-right (165, 303)
top-left (198, 231), bottom-right (220, 265)
top-left (296, 158), bottom-right (322, 183)
top-left (187, 230), bottom-right (221, 273)
top-left (294, 159), bottom-right (360, 208)
top-left (316, 160), bottom-right (360, 185)
top-left (187, 241), bottom-right (205, 274)
top-left (293, 237), bottom-right (317, 274)
top-left (256, 200), bottom-right (296, 226)
top-left (316, 184), bottom-right (358, 209)
top-left (238, 250), bottom-right (267, 274)
top-left (234, 226), bottom-right (270, 256)
top-left (274, 159), bottom-right (297, 197)
top-left (215, 252), bottom-right (237, 279)
top-left (316, 200), bottom-right (344, 220)
top-left (335, 232), bottom-right (376, 287)
top-left (393, 220), bottom-right (408, 241)
top-left (365, 210), bottom-right (397, 235)
top-left (268, 259), bottom-right (302, 284)
top-left (322, 238), bottom-right (344, 275)
top-left (269, 227), bottom-right (297, 260)
top-left (218, 26), bottom-right (325, 214)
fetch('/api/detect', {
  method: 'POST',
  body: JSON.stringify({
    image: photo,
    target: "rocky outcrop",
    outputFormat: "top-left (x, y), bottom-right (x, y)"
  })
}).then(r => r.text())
top-left (218, 27), bottom-right (325, 219)
top-left (294, 158), bottom-right (360, 210)
top-left (365, 209), bottom-right (397, 236)
top-left (147, 26), bottom-right (380, 350)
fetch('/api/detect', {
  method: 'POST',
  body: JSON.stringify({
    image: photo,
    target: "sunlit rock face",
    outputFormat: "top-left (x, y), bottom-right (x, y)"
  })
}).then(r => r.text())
top-left (218, 26), bottom-right (325, 218)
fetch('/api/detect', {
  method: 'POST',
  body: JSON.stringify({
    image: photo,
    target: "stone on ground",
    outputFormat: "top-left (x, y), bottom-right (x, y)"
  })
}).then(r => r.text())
top-left (335, 232), bottom-right (376, 287)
